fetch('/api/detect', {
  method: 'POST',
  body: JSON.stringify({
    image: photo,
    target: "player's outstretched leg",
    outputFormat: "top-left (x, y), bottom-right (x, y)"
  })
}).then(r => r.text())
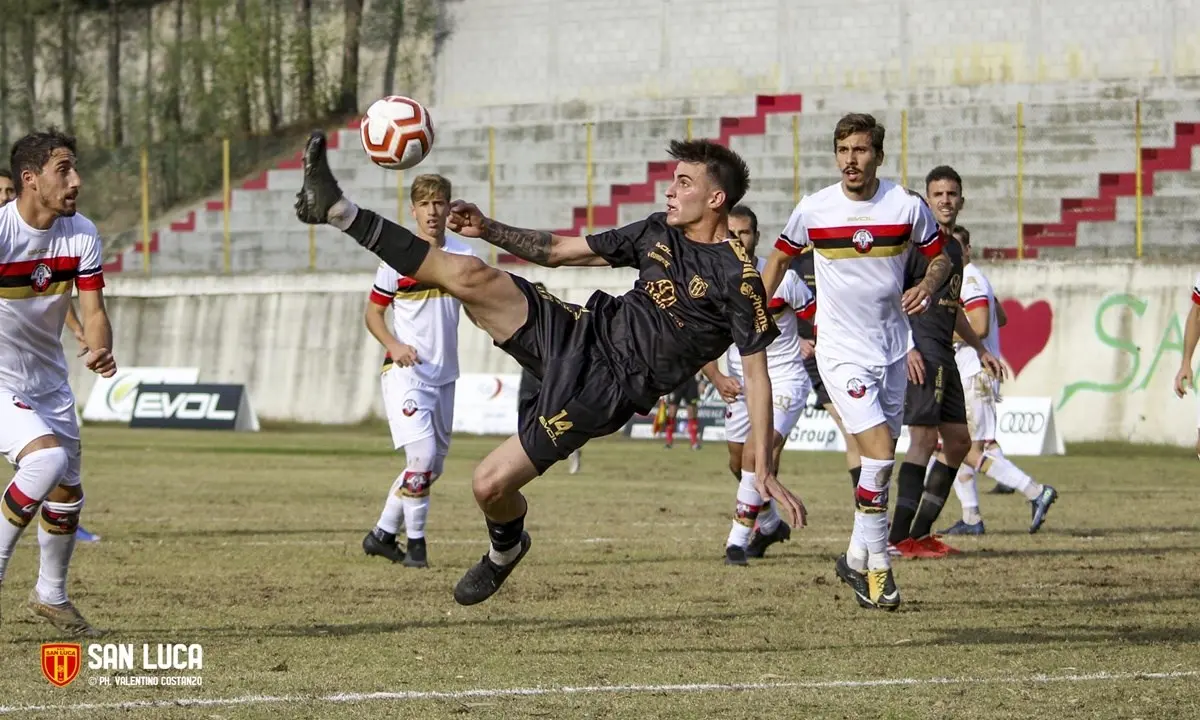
top-left (453, 435), bottom-right (537, 606)
top-left (295, 131), bottom-right (529, 347)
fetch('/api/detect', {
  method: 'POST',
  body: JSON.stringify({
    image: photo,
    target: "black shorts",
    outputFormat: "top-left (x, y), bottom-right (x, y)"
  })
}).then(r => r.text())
top-left (667, 376), bottom-right (700, 406)
top-left (904, 351), bottom-right (967, 427)
top-left (804, 354), bottom-right (831, 408)
top-left (499, 275), bottom-right (639, 475)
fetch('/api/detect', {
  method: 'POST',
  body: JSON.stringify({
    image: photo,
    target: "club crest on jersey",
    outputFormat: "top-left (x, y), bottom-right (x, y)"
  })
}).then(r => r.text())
top-left (846, 378), bottom-right (867, 399)
top-left (851, 229), bottom-right (874, 254)
top-left (30, 263), bottom-right (53, 293)
top-left (688, 275), bottom-right (709, 299)
top-left (401, 399), bottom-right (418, 417)
top-left (12, 395), bottom-right (32, 410)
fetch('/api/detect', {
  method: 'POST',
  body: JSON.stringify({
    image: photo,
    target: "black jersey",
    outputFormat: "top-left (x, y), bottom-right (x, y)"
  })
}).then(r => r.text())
top-left (905, 237), bottom-right (963, 358)
top-left (788, 248), bottom-right (817, 340)
top-left (584, 213), bottom-right (779, 410)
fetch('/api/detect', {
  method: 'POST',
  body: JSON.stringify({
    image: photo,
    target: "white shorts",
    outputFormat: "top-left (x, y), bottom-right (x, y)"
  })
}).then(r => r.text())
top-left (0, 385), bottom-right (82, 486)
top-left (963, 372), bottom-right (999, 442)
top-left (818, 353), bottom-right (908, 438)
top-left (724, 376), bottom-right (812, 444)
top-left (381, 369), bottom-right (454, 456)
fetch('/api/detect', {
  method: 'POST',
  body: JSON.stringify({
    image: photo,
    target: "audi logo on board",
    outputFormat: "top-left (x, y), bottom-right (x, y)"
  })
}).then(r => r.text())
top-left (999, 412), bottom-right (1045, 434)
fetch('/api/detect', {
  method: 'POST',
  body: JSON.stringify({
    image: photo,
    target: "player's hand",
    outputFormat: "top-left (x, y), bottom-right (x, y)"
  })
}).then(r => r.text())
top-left (979, 351), bottom-right (1007, 382)
top-left (1175, 365), bottom-right (1194, 398)
top-left (901, 285), bottom-right (932, 315)
top-left (754, 471), bottom-right (807, 529)
top-left (906, 348), bottom-right (925, 385)
top-left (799, 338), bottom-right (815, 359)
top-left (84, 348), bottom-right (116, 378)
top-left (390, 344), bottom-right (421, 367)
top-left (712, 373), bottom-right (742, 403)
top-left (447, 201), bottom-right (486, 238)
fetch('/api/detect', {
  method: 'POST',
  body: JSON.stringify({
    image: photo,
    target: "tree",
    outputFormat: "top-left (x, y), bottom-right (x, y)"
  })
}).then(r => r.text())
top-left (337, 0), bottom-right (363, 115)
top-left (60, 0), bottom-right (77, 135)
top-left (106, 0), bottom-right (123, 146)
top-left (297, 0), bottom-right (315, 120)
top-left (235, 0), bottom-right (252, 133)
top-left (165, 0), bottom-right (184, 131)
top-left (19, 9), bottom-right (36, 130)
top-left (260, 0), bottom-right (280, 131)
top-left (381, 0), bottom-right (404, 96)
top-left (1, 5), bottom-right (9, 145)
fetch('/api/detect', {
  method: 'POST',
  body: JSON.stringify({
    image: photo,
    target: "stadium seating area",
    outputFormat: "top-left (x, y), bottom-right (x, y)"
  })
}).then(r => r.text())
top-left (105, 82), bottom-right (1200, 274)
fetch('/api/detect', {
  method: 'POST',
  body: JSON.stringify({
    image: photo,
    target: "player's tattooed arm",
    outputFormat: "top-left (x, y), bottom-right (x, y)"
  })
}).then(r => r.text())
top-left (475, 218), bottom-right (610, 267)
top-left (917, 251), bottom-right (951, 295)
top-left (479, 219), bottom-right (554, 265)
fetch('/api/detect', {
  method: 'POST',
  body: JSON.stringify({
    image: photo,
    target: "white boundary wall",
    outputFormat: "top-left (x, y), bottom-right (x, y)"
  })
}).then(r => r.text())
top-left (69, 262), bottom-right (1200, 446)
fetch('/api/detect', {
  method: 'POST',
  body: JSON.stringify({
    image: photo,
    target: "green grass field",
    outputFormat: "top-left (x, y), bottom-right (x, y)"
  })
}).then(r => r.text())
top-left (1, 426), bottom-right (1198, 719)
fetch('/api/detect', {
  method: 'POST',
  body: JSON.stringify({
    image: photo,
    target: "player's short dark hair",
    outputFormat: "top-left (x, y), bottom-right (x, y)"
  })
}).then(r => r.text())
top-left (926, 165), bottom-right (963, 192)
top-left (10, 128), bottom-right (77, 194)
top-left (0, 169), bottom-right (11, 181)
top-left (729, 205), bottom-right (758, 235)
top-left (952, 225), bottom-right (970, 246)
top-left (833, 113), bottom-right (885, 154)
top-left (667, 139), bottom-right (750, 211)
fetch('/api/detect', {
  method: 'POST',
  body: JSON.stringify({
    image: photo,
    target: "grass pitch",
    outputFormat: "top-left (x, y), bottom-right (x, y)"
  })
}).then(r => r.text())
top-left (0, 425), bottom-right (1198, 719)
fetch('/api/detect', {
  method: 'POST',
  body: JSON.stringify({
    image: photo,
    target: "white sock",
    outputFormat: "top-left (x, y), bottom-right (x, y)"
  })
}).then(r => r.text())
top-left (954, 465), bottom-right (981, 524)
top-left (726, 470), bottom-right (763, 549)
top-left (35, 497), bottom-right (83, 605)
top-left (982, 448), bottom-right (1042, 501)
top-left (488, 543), bottom-right (523, 565)
top-left (856, 456), bottom-right (894, 571)
top-left (328, 198), bottom-right (359, 231)
top-left (403, 496), bottom-right (430, 540)
top-left (756, 501), bottom-right (782, 534)
top-left (375, 474), bottom-right (406, 535)
top-left (0, 447), bottom-right (68, 583)
top-left (846, 522), bottom-right (868, 572)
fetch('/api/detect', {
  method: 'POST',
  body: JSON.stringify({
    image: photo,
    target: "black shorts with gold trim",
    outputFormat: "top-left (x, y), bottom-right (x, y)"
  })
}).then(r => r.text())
top-left (499, 274), bottom-right (638, 475)
top-left (903, 347), bottom-right (967, 427)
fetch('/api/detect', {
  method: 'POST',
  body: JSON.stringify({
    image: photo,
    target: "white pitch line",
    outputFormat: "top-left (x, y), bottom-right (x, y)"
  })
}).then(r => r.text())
top-left (0, 670), bottom-right (1192, 715)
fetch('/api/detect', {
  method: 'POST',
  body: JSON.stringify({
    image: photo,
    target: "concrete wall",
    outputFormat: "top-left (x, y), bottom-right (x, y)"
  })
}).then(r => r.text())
top-left (433, 0), bottom-right (1200, 108)
top-left (71, 261), bottom-right (1200, 447)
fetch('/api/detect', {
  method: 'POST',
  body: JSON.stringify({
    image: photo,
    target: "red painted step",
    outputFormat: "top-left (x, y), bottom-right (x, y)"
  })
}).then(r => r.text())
top-left (550, 94), bottom-right (803, 239)
top-left (1016, 121), bottom-right (1200, 251)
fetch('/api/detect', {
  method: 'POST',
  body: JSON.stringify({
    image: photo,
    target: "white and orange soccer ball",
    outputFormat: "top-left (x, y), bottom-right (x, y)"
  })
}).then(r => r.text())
top-left (359, 96), bottom-right (435, 170)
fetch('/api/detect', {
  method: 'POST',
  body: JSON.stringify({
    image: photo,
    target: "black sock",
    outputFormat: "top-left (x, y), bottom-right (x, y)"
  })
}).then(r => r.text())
top-left (345, 207), bottom-right (431, 277)
top-left (371, 527), bottom-right (396, 545)
top-left (486, 513), bottom-right (526, 552)
top-left (888, 462), bottom-right (927, 545)
top-left (910, 461), bottom-right (957, 539)
top-left (849, 466), bottom-right (861, 488)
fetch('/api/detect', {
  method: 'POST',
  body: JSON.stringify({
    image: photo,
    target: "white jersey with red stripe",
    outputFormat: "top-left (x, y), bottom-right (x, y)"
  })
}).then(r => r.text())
top-left (1192, 272), bottom-right (1200, 306)
top-left (775, 179), bottom-right (943, 368)
top-left (368, 234), bottom-right (473, 387)
top-left (0, 202), bottom-right (104, 398)
top-left (955, 262), bottom-right (1001, 379)
top-left (726, 258), bottom-right (814, 384)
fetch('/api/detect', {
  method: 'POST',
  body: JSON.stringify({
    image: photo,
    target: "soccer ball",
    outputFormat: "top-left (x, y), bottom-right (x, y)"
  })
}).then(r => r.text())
top-left (359, 96), bottom-right (435, 170)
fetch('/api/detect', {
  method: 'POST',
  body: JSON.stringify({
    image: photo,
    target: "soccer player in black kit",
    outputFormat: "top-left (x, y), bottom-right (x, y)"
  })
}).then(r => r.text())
top-left (294, 131), bottom-right (807, 605)
top-left (888, 166), bottom-right (1004, 557)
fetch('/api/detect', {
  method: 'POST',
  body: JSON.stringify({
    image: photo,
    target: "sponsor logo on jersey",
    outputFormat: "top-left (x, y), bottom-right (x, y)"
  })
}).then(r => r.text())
top-left (846, 378), bottom-right (867, 399)
top-left (401, 399), bottom-right (418, 417)
top-left (688, 275), bottom-right (709, 299)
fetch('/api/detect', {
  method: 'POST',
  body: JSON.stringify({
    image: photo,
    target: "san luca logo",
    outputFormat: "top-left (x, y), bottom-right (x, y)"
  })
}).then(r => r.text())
top-left (41, 643), bottom-right (204, 688)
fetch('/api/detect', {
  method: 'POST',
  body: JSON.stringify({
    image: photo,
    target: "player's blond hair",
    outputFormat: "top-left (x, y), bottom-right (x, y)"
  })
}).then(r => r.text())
top-left (410, 174), bottom-right (451, 204)
top-left (833, 113), bottom-right (885, 154)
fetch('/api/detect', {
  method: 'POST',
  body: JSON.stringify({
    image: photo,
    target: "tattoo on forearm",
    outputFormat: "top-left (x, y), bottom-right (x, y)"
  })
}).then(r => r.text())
top-left (481, 219), bottom-right (553, 265)
top-left (921, 253), bottom-right (951, 292)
